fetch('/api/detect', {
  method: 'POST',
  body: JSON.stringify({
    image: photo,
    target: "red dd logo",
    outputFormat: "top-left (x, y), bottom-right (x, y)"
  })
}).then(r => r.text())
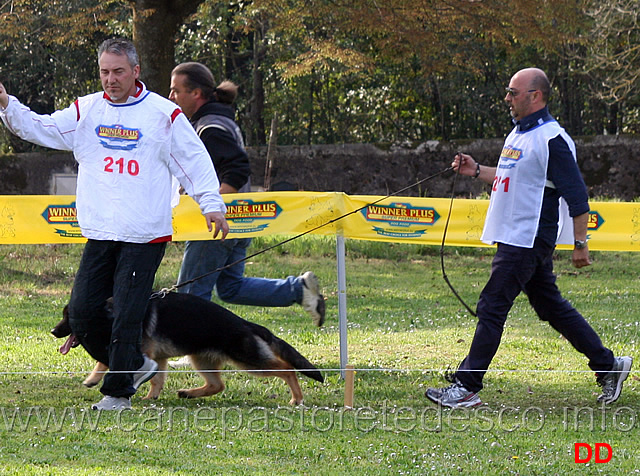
top-left (574, 443), bottom-right (612, 463)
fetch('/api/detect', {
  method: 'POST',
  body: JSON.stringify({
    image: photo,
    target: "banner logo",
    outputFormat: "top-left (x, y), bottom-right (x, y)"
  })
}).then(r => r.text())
top-left (96, 124), bottom-right (142, 151)
top-left (588, 211), bottom-right (605, 231)
top-left (225, 199), bottom-right (282, 233)
top-left (361, 202), bottom-right (439, 226)
top-left (500, 145), bottom-right (523, 161)
top-left (361, 202), bottom-right (439, 239)
top-left (41, 202), bottom-right (83, 238)
top-left (42, 202), bottom-right (78, 226)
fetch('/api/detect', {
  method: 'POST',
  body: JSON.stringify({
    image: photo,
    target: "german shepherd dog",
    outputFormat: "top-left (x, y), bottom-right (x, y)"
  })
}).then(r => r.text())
top-left (52, 292), bottom-right (324, 405)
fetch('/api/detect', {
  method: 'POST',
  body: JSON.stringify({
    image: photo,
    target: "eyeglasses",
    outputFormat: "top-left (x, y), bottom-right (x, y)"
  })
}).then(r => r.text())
top-left (505, 87), bottom-right (537, 97)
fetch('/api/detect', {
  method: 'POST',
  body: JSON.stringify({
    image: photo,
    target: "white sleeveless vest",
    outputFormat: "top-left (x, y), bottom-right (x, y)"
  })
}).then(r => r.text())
top-left (482, 119), bottom-right (576, 248)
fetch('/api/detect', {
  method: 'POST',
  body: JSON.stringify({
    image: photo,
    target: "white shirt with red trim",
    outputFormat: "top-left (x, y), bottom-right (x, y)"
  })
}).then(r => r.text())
top-left (0, 81), bottom-right (225, 243)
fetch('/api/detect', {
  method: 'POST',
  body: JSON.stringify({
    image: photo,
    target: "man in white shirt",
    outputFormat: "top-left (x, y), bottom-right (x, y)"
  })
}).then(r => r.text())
top-left (0, 38), bottom-right (229, 410)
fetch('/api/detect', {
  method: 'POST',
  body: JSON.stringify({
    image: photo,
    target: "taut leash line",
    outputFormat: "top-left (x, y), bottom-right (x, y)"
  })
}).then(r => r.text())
top-left (153, 166), bottom-right (454, 297)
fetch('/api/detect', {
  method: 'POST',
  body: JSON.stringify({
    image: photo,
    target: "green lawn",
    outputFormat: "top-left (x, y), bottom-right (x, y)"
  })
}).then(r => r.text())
top-left (1, 238), bottom-right (638, 474)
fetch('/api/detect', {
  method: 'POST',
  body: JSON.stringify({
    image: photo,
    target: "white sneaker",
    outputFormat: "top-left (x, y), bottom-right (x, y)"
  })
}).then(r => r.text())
top-left (92, 395), bottom-right (131, 411)
top-left (425, 379), bottom-right (483, 408)
top-left (168, 356), bottom-right (191, 368)
top-left (133, 355), bottom-right (158, 390)
top-left (596, 356), bottom-right (633, 404)
top-left (300, 271), bottom-right (325, 327)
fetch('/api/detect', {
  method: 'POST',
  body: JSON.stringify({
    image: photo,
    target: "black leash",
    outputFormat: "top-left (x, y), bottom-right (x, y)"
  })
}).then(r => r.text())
top-left (153, 166), bottom-right (454, 297)
top-left (439, 156), bottom-right (477, 316)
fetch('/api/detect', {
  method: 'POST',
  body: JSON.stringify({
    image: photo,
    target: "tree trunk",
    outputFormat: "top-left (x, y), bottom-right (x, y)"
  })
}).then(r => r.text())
top-left (607, 103), bottom-right (619, 135)
top-left (128, 0), bottom-right (204, 97)
top-left (250, 29), bottom-right (267, 145)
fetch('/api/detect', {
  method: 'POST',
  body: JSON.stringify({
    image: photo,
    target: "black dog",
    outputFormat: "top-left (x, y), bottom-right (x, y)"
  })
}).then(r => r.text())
top-left (52, 292), bottom-right (324, 405)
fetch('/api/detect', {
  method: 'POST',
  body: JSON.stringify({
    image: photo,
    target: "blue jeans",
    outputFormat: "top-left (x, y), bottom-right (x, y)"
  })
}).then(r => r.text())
top-left (177, 238), bottom-right (304, 306)
top-left (68, 239), bottom-right (166, 398)
top-left (455, 238), bottom-right (614, 393)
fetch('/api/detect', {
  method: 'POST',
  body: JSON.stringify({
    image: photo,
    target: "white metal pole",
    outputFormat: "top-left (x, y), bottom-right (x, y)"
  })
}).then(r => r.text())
top-left (336, 234), bottom-right (348, 379)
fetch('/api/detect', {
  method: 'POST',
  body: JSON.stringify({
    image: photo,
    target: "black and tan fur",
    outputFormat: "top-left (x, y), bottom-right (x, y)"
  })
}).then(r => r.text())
top-left (52, 292), bottom-right (323, 405)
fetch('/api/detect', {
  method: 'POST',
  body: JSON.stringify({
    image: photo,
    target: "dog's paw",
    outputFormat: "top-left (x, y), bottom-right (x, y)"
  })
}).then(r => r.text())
top-left (82, 379), bottom-right (100, 388)
top-left (177, 389), bottom-right (196, 399)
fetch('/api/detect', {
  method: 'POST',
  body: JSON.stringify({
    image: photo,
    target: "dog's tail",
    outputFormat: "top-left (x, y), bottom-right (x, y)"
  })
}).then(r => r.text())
top-left (270, 335), bottom-right (324, 383)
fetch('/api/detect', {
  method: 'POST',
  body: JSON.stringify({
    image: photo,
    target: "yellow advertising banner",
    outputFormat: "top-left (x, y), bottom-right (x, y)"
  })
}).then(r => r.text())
top-left (1, 193), bottom-right (640, 251)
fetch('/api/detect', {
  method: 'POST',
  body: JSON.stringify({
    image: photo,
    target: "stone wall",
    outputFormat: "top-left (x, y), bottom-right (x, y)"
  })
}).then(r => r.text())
top-left (0, 152), bottom-right (78, 195)
top-left (1, 135), bottom-right (639, 199)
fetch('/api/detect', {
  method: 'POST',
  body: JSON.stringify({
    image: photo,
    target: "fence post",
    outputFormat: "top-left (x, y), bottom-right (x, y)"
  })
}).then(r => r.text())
top-left (336, 234), bottom-right (348, 379)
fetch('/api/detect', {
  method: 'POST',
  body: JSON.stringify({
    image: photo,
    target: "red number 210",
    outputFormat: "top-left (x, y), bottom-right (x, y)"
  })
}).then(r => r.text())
top-left (104, 157), bottom-right (140, 176)
top-left (492, 176), bottom-right (510, 192)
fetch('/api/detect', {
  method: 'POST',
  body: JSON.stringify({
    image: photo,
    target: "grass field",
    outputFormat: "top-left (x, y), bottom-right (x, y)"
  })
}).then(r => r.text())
top-left (1, 237), bottom-right (638, 475)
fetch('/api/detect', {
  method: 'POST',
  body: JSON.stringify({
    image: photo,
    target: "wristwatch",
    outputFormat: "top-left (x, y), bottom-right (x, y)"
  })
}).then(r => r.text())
top-left (472, 162), bottom-right (481, 179)
top-left (574, 239), bottom-right (588, 249)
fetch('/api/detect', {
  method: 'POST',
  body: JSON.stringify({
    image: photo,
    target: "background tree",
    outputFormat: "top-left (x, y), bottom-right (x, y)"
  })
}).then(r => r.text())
top-left (0, 0), bottom-right (122, 151)
top-left (2, 0), bottom-right (640, 152)
top-left (129, 0), bottom-right (206, 96)
top-left (0, 0), bottom-right (207, 150)
top-left (241, 0), bottom-right (591, 143)
top-left (576, 0), bottom-right (640, 133)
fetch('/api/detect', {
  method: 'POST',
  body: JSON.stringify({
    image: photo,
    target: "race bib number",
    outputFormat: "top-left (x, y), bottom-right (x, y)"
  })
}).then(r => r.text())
top-left (104, 156), bottom-right (140, 176)
top-left (492, 175), bottom-right (510, 193)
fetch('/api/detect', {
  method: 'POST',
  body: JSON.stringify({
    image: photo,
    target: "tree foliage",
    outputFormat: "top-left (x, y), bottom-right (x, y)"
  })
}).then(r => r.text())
top-left (237, 0), bottom-right (593, 143)
top-left (580, 0), bottom-right (640, 104)
top-left (566, 0), bottom-right (640, 134)
top-left (1, 0), bottom-right (640, 152)
top-left (0, 0), bottom-right (125, 151)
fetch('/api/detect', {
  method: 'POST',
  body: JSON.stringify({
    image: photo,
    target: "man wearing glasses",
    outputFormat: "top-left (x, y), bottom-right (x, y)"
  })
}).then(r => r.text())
top-left (426, 68), bottom-right (632, 408)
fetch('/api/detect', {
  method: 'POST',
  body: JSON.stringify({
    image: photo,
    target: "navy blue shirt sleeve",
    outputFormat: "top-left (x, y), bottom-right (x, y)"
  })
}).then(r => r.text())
top-left (547, 135), bottom-right (590, 217)
top-left (199, 126), bottom-right (251, 191)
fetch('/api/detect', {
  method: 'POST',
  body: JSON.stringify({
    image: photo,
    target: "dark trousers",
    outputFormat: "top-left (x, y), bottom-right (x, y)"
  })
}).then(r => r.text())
top-left (455, 239), bottom-right (614, 393)
top-left (68, 239), bottom-right (166, 398)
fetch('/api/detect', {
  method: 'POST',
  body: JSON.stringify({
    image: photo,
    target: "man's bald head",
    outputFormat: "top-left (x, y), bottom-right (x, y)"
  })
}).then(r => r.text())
top-left (513, 68), bottom-right (551, 103)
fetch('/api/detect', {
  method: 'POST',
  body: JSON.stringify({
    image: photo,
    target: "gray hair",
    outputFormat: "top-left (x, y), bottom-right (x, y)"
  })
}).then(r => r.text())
top-left (98, 39), bottom-right (139, 69)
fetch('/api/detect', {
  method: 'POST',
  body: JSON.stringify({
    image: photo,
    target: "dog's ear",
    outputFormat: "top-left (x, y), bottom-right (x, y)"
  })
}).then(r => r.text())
top-left (52, 304), bottom-right (72, 338)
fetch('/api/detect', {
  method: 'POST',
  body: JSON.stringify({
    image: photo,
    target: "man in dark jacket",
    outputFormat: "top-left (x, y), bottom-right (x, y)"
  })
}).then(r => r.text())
top-left (169, 62), bottom-right (325, 328)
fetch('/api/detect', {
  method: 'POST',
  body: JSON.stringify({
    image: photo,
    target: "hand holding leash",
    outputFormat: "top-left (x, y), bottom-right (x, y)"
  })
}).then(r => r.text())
top-left (452, 152), bottom-right (474, 175)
